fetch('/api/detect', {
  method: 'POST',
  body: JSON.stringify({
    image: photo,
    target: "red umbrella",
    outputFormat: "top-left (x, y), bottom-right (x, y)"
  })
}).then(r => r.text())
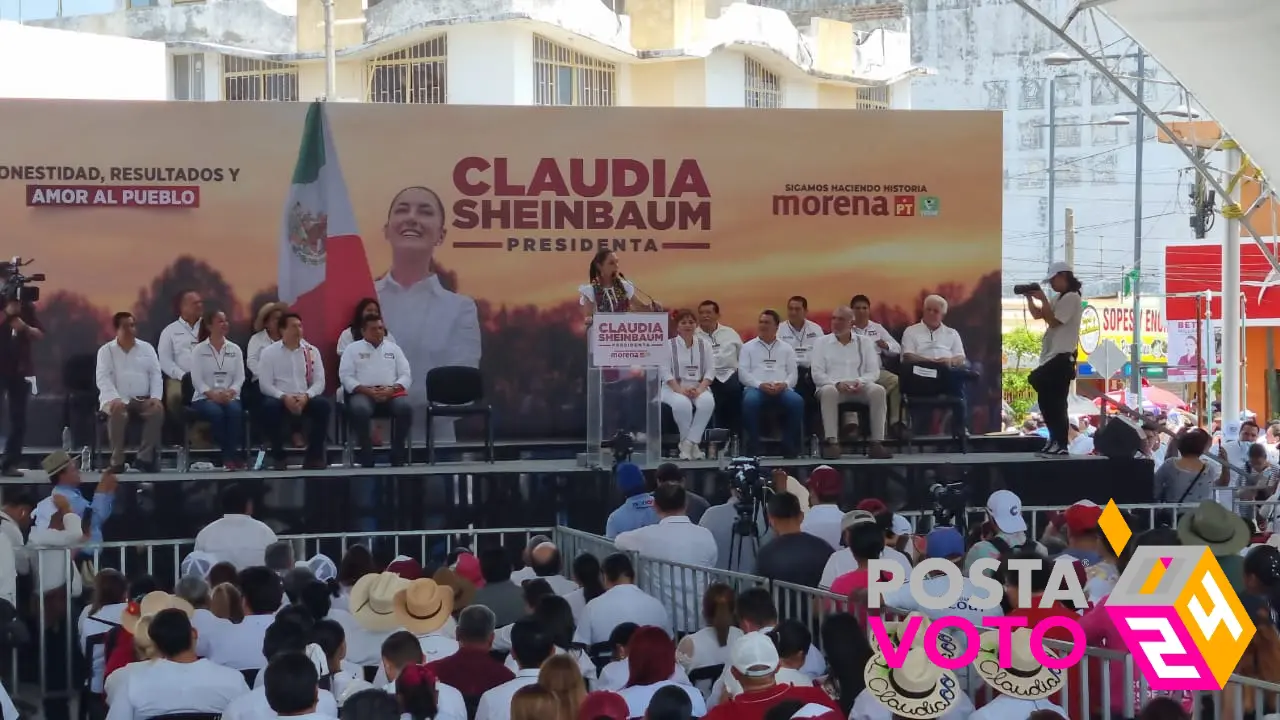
top-left (1093, 386), bottom-right (1188, 411)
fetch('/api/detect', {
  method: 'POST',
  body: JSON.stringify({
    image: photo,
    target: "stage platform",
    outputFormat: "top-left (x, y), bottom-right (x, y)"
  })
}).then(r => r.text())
top-left (0, 433), bottom-right (1153, 547)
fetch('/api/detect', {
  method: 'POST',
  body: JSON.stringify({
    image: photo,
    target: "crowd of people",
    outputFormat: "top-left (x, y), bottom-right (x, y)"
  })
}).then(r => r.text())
top-left (5, 449), bottom-right (1279, 720)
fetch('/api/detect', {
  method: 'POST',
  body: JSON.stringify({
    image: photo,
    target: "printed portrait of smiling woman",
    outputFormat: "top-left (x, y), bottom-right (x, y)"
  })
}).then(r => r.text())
top-left (372, 185), bottom-right (481, 442)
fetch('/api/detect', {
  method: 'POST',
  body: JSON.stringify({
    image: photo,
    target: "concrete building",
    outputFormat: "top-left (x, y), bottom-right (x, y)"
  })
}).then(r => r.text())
top-left (752, 0), bottom-right (1193, 292)
top-left (3, 0), bottom-right (920, 110)
top-left (0, 20), bottom-right (167, 98)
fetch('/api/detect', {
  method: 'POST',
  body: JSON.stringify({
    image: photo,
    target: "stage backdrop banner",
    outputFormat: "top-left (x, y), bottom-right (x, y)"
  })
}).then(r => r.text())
top-left (591, 313), bottom-right (670, 368)
top-left (0, 100), bottom-right (1004, 440)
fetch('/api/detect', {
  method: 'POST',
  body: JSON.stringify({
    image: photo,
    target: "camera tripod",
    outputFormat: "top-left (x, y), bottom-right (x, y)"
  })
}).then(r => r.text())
top-left (728, 498), bottom-right (766, 572)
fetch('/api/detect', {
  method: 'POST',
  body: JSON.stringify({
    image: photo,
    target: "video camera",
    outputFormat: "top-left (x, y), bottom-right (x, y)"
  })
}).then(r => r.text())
top-left (604, 430), bottom-right (634, 467)
top-left (929, 481), bottom-right (969, 530)
top-left (0, 256), bottom-right (44, 303)
top-left (726, 456), bottom-right (767, 530)
top-left (1012, 282), bottom-right (1040, 296)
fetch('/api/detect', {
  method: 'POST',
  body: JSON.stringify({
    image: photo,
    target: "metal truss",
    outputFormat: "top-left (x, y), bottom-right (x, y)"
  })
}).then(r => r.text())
top-left (1014, 0), bottom-right (1280, 276)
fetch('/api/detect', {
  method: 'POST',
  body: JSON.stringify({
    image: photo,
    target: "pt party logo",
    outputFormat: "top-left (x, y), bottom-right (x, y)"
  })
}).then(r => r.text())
top-left (866, 499), bottom-right (1254, 692)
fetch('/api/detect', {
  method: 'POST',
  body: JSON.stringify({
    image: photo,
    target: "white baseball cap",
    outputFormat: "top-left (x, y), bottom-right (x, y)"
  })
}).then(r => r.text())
top-left (987, 489), bottom-right (1027, 534)
top-left (891, 514), bottom-right (914, 537)
top-left (730, 632), bottom-right (779, 678)
top-left (1043, 261), bottom-right (1073, 282)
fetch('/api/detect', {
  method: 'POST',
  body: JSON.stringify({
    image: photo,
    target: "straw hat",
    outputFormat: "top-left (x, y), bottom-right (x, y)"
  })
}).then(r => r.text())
top-left (120, 591), bottom-right (195, 636)
top-left (392, 579), bottom-right (454, 635)
top-left (432, 567), bottom-right (476, 610)
top-left (349, 572), bottom-right (410, 632)
top-left (1177, 500), bottom-right (1251, 556)
top-left (253, 301), bottom-right (288, 332)
top-left (974, 627), bottom-right (1064, 700)
top-left (875, 613), bottom-right (960, 662)
top-left (864, 646), bottom-right (962, 719)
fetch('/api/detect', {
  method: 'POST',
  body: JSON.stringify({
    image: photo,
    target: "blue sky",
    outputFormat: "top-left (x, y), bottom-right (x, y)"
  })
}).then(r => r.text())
top-left (1, 0), bottom-right (119, 22)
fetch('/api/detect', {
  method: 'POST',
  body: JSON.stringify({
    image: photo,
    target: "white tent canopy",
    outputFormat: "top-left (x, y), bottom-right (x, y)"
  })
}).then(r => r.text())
top-left (1103, 0), bottom-right (1280, 182)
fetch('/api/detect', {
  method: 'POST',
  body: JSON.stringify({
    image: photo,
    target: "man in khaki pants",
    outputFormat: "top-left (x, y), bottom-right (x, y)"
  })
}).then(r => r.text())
top-left (96, 312), bottom-right (165, 472)
top-left (811, 306), bottom-right (892, 460)
top-left (157, 290), bottom-right (203, 429)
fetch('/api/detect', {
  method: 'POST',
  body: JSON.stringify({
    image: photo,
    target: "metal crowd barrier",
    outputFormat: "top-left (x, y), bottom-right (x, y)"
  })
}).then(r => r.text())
top-left (19, 513), bottom-right (1280, 719)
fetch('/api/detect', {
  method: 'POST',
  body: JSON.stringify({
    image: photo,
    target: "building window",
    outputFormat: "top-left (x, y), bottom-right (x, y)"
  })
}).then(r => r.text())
top-left (983, 80), bottom-right (1007, 110)
top-left (1054, 115), bottom-right (1081, 148)
top-left (1018, 158), bottom-right (1046, 190)
top-left (1019, 78), bottom-right (1044, 110)
top-left (1090, 72), bottom-right (1119, 106)
top-left (856, 86), bottom-right (889, 109)
top-left (1092, 154), bottom-right (1117, 184)
top-left (533, 35), bottom-right (616, 107)
top-left (1057, 158), bottom-right (1082, 187)
top-left (1090, 111), bottom-right (1119, 146)
top-left (745, 56), bottom-right (783, 108)
top-left (221, 55), bottom-right (298, 101)
top-left (1018, 119), bottom-right (1044, 151)
top-left (172, 54), bottom-right (205, 101)
top-left (1052, 74), bottom-right (1082, 107)
top-left (368, 36), bottom-right (447, 104)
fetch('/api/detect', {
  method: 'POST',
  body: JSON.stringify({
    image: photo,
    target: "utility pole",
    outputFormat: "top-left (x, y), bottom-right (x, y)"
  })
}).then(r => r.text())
top-left (1046, 76), bottom-right (1058, 273)
top-left (322, 0), bottom-right (337, 99)
top-left (1223, 145), bottom-right (1243, 420)
top-left (1128, 51), bottom-right (1145, 398)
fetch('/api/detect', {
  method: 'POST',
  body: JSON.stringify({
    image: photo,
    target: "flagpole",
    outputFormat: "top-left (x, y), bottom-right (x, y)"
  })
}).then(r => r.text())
top-left (322, 0), bottom-right (336, 99)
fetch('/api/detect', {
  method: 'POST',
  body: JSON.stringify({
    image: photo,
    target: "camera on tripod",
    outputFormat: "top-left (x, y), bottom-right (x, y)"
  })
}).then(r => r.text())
top-left (728, 456), bottom-right (766, 515)
top-left (0, 257), bottom-right (45, 303)
top-left (929, 481), bottom-right (969, 530)
top-left (1012, 282), bottom-right (1041, 296)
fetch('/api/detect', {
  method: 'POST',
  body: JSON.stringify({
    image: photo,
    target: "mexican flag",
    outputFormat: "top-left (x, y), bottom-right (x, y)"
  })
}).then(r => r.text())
top-left (278, 101), bottom-right (375, 389)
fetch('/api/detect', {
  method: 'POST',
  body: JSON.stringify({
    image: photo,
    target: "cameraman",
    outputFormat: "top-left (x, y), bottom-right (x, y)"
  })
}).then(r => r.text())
top-left (1022, 262), bottom-right (1083, 456)
top-left (0, 296), bottom-right (42, 476)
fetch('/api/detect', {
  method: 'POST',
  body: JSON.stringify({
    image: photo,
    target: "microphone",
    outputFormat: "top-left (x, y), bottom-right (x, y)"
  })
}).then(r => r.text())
top-left (618, 273), bottom-right (663, 311)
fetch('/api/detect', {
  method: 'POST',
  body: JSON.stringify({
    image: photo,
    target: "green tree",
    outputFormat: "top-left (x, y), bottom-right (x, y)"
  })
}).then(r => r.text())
top-left (1002, 327), bottom-right (1043, 371)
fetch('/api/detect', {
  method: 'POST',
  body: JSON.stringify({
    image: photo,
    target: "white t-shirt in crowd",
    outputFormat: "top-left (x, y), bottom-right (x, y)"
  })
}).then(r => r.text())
top-left (194, 514), bottom-right (279, 571)
top-left (222, 685), bottom-right (339, 720)
top-left (819, 546), bottom-right (913, 590)
top-left (207, 614), bottom-right (275, 670)
top-left (104, 659), bottom-right (249, 720)
top-left (1069, 434), bottom-right (1095, 455)
top-left (575, 583), bottom-right (672, 645)
top-left (380, 679), bottom-right (467, 720)
top-left (596, 659), bottom-right (691, 693)
top-left (615, 517), bottom-right (718, 632)
top-left (475, 668), bottom-right (541, 720)
top-left (1039, 291), bottom-right (1082, 365)
top-left (800, 504), bottom-right (844, 550)
top-left (618, 681), bottom-right (707, 718)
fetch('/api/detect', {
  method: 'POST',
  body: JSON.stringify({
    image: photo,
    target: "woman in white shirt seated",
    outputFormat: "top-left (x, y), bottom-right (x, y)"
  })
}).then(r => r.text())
top-left (503, 595), bottom-right (597, 685)
top-left (79, 570), bottom-right (128, 708)
top-left (662, 309), bottom-right (716, 460)
top-left (338, 299), bottom-right (397, 356)
top-left (616, 626), bottom-right (706, 717)
top-left (247, 302), bottom-right (287, 384)
top-left (676, 584), bottom-right (743, 683)
top-left (189, 310), bottom-right (247, 469)
top-left (565, 553), bottom-right (606, 625)
top-left (597, 623), bottom-right (691, 693)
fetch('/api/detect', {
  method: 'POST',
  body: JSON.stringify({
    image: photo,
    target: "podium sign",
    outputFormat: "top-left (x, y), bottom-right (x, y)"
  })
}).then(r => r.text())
top-left (591, 313), bottom-right (670, 368)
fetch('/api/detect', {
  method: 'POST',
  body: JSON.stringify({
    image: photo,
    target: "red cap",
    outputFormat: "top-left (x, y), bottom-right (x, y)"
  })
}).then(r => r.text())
top-left (386, 557), bottom-right (424, 581)
top-left (1064, 502), bottom-right (1103, 534)
top-left (806, 466), bottom-right (841, 500)
top-left (578, 691), bottom-right (629, 720)
top-left (454, 553), bottom-right (485, 588)
top-left (856, 498), bottom-right (888, 515)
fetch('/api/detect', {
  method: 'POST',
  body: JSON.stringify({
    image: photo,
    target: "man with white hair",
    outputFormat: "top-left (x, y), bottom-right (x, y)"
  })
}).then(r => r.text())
top-left (811, 306), bottom-right (892, 460)
top-left (900, 294), bottom-right (970, 425)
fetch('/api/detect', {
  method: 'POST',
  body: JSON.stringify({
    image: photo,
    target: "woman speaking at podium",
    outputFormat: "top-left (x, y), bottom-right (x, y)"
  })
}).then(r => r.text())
top-left (579, 250), bottom-right (660, 321)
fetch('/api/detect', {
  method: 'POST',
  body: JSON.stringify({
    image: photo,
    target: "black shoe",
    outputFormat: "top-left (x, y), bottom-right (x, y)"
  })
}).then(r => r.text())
top-left (1039, 438), bottom-right (1054, 453)
top-left (1037, 442), bottom-right (1068, 457)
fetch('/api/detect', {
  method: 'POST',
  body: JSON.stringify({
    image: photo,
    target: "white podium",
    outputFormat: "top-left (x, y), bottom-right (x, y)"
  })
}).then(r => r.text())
top-left (585, 312), bottom-right (669, 468)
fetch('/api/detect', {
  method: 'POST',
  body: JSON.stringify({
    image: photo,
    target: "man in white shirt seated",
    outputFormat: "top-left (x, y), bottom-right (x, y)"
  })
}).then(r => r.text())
top-left (0, 491), bottom-right (33, 607)
top-left (257, 312), bottom-right (332, 470)
top-left (524, 542), bottom-right (578, 596)
top-left (576, 552), bottom-right (672, 645)
top-left (1068, 418), bottom-right (1095, 455)
top-left (106, 608), bottom-right (250, 720)
top-left (96, 311), bottom-right (164, 473)
top-left (900, 294), bottom-right (971, 427)
top-left (209, 566), bottom-right (284, 671)
top-left (778, 296), bottom-right (825, 417)
top-left (195, 484), bottom-right (279, 571)
top-left (157, 289), bottom-right (204, 429)
top-left (390, 579), bottom-right (460, 665)
top-left (850, 294), bottom-right (903, 431)
top-left (615, 484), bottom-right (718, 633)
top-left (799, 466), bottom-right (844, 549)
top-left (738, 310), bottom-right (803, 458)
top-left (261, 651), bottom-right (338, 720)
top-left (811, 306), bottom-right (892, 460)
top-left (339, 314), bottom-right (413, 467)
top-left (377, 633), bottom-right (467, 720)
top-left (695, 300), bottom-right (744, 437)
top-left (475, 618), bottom-right (553, 720)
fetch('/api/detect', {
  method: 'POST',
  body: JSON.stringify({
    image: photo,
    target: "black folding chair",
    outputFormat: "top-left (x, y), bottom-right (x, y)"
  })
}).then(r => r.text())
top-left (424, 366), bottom-right (494, 464)
top-left (687, 663), bottom-right (724, 697)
